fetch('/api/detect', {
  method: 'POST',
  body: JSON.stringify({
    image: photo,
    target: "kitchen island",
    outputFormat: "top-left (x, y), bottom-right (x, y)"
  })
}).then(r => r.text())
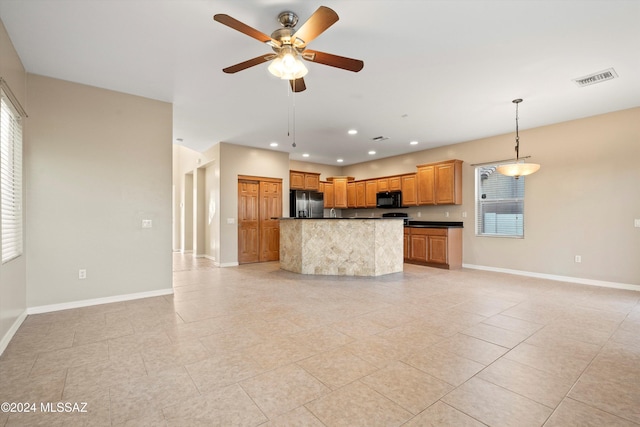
top-left (279, 218), bottom-right (404, 276)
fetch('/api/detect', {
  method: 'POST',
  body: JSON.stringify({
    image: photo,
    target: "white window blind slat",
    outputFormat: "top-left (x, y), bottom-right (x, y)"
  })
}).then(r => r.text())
top-left (1, 92), bottom-right (24, 263)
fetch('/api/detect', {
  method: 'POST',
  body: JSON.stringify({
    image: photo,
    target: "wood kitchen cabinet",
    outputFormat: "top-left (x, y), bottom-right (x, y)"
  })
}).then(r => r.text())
top-left (416, 160), bottom-right (463, 205)
top-left (401, 174), bottom-right (417, 206)
top-left (326, 176), bottom-right (354, 209)
top-left (389, 176), bottom-right (402, 191)
top-left (377, 178), bottom-right (389, 192)
top-left (321, 181), bottom-right (334, 208)
top-left (355, 181), bottom-right (366, 208)
top-left (290, 170), bottom-right (320, 191)
top-left (404, 226), bottom-right (462, 269)
top-left (365, 180), bottom-right (378, 207)
top-left (347, 182), bottom-right (356, 208)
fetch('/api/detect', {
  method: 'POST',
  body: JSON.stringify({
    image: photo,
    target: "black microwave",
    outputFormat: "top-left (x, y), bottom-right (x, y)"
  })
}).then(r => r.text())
top-left (376, 191), bottom-right (403, 208)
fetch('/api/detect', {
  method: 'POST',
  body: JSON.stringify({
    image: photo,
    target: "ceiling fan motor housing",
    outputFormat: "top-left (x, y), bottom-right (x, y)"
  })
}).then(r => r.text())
top-left (277, 11), bottom-right (298, 28)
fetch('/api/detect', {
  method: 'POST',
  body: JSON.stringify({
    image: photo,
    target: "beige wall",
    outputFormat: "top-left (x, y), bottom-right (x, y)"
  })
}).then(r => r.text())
top-left (0, 18), bottom-right (27, 352)
top-left (26, 74), bottom-right (173, 307)
top-left (343, 108), bottom-right (640, 286)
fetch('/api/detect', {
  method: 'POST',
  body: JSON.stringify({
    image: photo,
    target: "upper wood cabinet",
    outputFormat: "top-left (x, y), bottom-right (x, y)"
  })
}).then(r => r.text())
top-left (434, 160), bottom-right (463, 205)
top-left (347, 182), bottom-right (357, 208)
top-left (290, 170), bottom-right (320, 191)
top-left (416, 165), bottom-right (435, 205)
top-left (365, 180), bottom-right (378, 207)
top-left (416, 160), bottom-right (463, 205)
top-left (327, 176), bottom-right (354, 209)
top-left (401, 174), bottom-right (418, 206)
top-left (389, 176), bottom-right (402, 191)
top-left (321, 181), bottom-right (334, 208)
top-left (355, 181), bottom-right (366, 208)
top-left (377, 178), bottom-right (389, 192)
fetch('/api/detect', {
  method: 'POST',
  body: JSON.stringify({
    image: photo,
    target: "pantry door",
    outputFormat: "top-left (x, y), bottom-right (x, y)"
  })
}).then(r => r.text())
top-left (237, 176), bottom-right (282, 264)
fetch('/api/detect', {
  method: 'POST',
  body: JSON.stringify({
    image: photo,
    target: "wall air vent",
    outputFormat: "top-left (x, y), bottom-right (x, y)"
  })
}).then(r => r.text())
top-left (371, 136), bottom-right (390, 142)
top-left (572, 68), bottom-right (618, 87)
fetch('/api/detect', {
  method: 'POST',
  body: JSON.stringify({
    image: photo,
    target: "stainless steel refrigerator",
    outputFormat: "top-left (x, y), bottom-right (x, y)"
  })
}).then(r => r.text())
top-left (290, 190), bottom-right (324, 218)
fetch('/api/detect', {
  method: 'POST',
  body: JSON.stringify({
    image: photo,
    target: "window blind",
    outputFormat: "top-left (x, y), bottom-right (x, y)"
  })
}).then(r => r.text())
top-left (1, 93), bottom-right (23, 263)
top-left (476, 165), bottom-right (525, 237)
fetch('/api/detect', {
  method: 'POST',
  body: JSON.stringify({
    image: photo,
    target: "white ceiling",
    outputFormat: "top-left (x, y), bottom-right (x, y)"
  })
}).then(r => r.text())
top-left (1, 0), bottom-right (638, 165)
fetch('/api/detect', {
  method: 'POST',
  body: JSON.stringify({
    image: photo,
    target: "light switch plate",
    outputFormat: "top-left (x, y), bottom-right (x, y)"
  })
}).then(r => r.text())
top-left (142, 219), bottom-right (152, 228)
top-left (635, 219), bottom-right (640, 228)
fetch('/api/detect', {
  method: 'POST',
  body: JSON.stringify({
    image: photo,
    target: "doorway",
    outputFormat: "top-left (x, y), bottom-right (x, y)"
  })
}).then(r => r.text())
top-left (237, 176), bottom-right (282, 264)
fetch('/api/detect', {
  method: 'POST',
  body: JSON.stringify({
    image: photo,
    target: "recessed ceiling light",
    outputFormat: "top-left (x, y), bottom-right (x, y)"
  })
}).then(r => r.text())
top-left (368, 150), bottom-right (376, 155)
top-left (348, 129), bottom-right (358, 135)
top-left (337, 158), bottom-right (344, 163)
top-left (269, 142), bottom-right (278, 147)
top-left (410, 140), bottom-right (419, 145)
top-left (302, 153), bottom-right (310, 157)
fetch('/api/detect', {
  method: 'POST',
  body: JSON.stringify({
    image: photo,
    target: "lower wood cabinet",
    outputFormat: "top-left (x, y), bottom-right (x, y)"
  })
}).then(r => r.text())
top-left (404, 227), bottom-right (462, 269)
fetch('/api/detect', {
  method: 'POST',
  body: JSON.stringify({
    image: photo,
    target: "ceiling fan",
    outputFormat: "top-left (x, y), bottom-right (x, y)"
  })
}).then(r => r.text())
top-left (213, 6), bottom-right (364, 92)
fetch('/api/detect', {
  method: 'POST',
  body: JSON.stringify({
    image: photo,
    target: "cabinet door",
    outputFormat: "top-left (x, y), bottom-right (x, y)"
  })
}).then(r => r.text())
top-left (377, 178), bottom-right (389, 192)
top-left (401, 174), bottom-right (417, 206)
top-left (323, 182), bottom-right (334, 208)
top-left (304, 173), bottom-right (320, 191)
top-left (409, 233), bottom-right (428, 262)
top-left (417, 165), bottom-right (435, 205)
top-left (434, 161), bottom-right (462, 205)
top-left (428, 235), bottom-right (448, 264)
top-left (347, 182), bottom-right (356, 208)
top-left (389, 176), bottom-right (402, 191)
top-left (365, 180), bottom-right (378, 207)
top-left (290, 171), bottom-right (304, 190)
top-left (403, 228), bottom-right (410, 260)
top-left (333, 179), bottom-right (348, 208)
top-left (355, 181), bottom-right (366, 208)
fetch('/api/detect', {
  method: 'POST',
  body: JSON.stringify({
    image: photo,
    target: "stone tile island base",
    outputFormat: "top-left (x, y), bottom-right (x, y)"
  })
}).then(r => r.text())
top-left (279, 218), bottom-right (404, 276)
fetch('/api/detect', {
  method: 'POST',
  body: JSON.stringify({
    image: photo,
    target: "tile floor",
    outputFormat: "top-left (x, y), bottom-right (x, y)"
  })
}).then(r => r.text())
top-left (1, 254), bottom-right (639, 426)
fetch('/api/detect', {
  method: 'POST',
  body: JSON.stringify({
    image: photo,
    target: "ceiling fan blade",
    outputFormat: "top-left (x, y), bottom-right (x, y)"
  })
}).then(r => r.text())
top-left (223, 54), bottom-right (276, 74)
top-left (292, 6), bottom-right (339, 47)
top-left (290, 78), bottom-right (306, 93)
top-left (302, 50), bottom-right (364, 72)
top-left (214, 14), bottom-right (280, 46)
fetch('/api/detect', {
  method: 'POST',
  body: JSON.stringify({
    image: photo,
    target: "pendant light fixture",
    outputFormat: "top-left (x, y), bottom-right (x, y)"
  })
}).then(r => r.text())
top-left (496, 99), bottom-right (541, 179)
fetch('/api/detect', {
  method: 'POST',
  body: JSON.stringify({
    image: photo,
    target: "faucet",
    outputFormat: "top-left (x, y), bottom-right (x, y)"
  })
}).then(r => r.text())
top-left (330, 208), bottom-right (336, 218)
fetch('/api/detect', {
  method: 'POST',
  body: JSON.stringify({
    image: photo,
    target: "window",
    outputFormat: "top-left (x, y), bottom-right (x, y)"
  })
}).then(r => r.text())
top-left (1, 89), bottom-right (23, 263)
top-left (476, 165), bottom-right (525, 238)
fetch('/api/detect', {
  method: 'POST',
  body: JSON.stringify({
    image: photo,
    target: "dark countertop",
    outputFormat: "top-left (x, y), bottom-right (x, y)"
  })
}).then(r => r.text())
top-left (275, 217), bottom-right (406, 220)
top-left (406, 221), bottom-right (464, 228)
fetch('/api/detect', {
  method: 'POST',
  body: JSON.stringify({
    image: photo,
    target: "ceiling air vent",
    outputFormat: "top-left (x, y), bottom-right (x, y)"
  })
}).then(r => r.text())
top-left (572, 68), bottom-right (618, 87)
top-left (371, 136), bottom-right (390, 142)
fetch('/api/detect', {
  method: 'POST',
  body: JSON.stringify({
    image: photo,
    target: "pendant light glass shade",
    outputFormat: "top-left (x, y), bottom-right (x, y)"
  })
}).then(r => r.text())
top-left (496, 99), bottom-right (540, 179)
top-left (496, 162), bottom-right (541, 177)
top-left (268, 46), bottom-right (308, 80)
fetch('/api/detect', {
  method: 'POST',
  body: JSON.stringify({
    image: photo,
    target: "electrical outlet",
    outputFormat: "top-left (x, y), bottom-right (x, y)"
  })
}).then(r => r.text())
top-left (78, 269), bottom-right (87, 279)
top-left (574, 255), bottom-right (582, 263)
top-left (462, 211), bottom-right (468, 218)
top-left (445, 212), bottom-right (450, 218)
top-left (142, 219), bottom-right (152, 228)
top-left (417, 211), bottom-right (421, 218)
top-left (635, 219), bottom-right (640, 228)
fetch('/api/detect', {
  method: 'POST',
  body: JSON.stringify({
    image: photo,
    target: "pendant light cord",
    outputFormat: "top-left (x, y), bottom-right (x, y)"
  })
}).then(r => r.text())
top-left (513, 99), bottom-right (522, 161)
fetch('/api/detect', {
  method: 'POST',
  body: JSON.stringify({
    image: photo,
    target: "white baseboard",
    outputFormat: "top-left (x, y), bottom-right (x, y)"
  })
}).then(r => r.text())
top-left (463, 264), bottom-right (639, 292)
top-left (0, 309), bottom-right (28, 356)
top-left (27, 288), bottom-right (174, 315)
top-left (217, 262), bottom-right (239, 267)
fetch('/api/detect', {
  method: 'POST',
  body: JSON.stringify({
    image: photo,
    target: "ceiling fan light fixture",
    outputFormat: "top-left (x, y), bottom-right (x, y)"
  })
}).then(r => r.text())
top-left (268, 46), bottom-right (308, 80)
top-left (496, 99), bottom-right (540, 179)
